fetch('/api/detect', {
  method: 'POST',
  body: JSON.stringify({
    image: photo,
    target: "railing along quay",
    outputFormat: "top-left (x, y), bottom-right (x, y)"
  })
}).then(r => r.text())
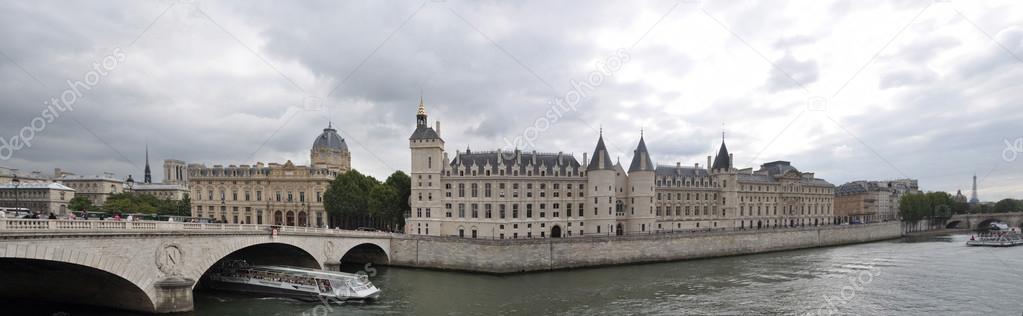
top-left (0, 219), bottom-right (393, 238)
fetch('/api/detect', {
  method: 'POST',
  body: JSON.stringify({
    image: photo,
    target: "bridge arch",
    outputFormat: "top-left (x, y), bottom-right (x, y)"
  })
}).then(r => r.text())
top-left (193, 242), bottom-right (322, 290)
top-left (945, 220), bottom-right (963, 229)
top-left (0, 258), bottom-right (154, 312)
top-left (976, 218), bottom-right (1005, 230)
top-left (337, 242), bottom-right (389, 272)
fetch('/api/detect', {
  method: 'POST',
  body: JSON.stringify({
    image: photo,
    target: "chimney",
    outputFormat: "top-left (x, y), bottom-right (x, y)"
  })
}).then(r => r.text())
top-left (531, 150), bottom-right (537, 165)
top-left (695, 162), bottom-right (699, 169)
top-left (583, 152), bottom-right (588, 168)
top-left (707, 156), bottom-right (712, 170)
top-left (558, 152), bottom-right (563, 165)
top-left (729, 153), bottom-right (734, 169)
top-left (435, 121), bottom-right (441, 137)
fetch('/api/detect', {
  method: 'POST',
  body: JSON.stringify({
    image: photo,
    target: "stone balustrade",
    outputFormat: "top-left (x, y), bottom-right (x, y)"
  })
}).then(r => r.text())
top-left (0, 219), bottom-right (393, 238)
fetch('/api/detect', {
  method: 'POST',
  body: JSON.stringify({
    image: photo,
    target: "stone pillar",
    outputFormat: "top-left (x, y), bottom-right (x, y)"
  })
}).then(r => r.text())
top-left (323, 262), bottom-right (341, 271)
top-left (152, 277), bottom-right (196, 313)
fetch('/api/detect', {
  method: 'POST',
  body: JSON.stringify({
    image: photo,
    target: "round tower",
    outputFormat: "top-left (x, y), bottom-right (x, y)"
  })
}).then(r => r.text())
top-left (626, 133), bottom-right (656, 233)
top-left (586, 131), bottom-right (618, 236)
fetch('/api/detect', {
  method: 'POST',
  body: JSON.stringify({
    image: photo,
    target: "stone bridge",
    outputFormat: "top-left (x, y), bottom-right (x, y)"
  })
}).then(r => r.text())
top-left (945, 212), bottom-right (1023, 230)
top-left (0, 219), bottom-right (393, 313)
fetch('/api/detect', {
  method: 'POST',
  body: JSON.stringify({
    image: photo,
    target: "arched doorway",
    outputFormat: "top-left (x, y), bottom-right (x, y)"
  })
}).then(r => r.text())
top-left (286, 211), bottom-right (295, 226)
top-left (757, 220), bottom-right (762, 229)
top-left (615, 223), bottom-right (624, 236)
top-left (273, 211), bottom-right (283, 225)
top-left (298, 211), bottom-right (308, 227)
top-left (551, 225), bottom-right (562, 238)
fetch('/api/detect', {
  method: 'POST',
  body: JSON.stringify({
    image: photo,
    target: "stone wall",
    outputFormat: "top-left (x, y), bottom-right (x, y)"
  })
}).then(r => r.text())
top-left (389, 222), bottom-right (902, 273)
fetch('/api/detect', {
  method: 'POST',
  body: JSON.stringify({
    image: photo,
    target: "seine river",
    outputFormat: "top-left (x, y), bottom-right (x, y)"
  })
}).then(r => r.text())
top-left (9, 233), bottom-right (1023, 315)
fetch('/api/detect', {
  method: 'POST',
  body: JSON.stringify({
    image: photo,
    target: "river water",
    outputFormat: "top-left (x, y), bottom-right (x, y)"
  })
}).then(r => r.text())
top-left (9, 233), bottom-right (1023, 315)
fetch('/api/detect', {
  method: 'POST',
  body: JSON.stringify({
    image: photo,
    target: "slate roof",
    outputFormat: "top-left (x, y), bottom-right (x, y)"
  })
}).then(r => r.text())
top-left (628, 136), bottom-right (655, 173)
top-left (313, 124), bottom-right (349, 151)
top-left (654, 165), bottom-right (710, 178)
top-left (587, 135), bottom-right (615, 171)
top-left (450, 150), bottom-right (583, 175)
top-left (711, 141), bottom-right (731, 170)
top-left (409, 126), bottom-right (440, 140)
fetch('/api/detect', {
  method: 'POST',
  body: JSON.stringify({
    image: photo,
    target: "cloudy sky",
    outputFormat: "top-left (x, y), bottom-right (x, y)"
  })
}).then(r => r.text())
top-left (1, 0), bottom-right (1020, 201)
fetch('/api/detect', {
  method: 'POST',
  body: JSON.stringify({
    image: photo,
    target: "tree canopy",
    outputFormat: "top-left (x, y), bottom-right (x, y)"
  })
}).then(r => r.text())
top-left (993, 198), bottom-right (1022, 213)
top-left (323, 169), bottom-right (410, 231)
top-left (899, 191), bottom-right (956, 222)
top-left (100, 193), bottom-right (190, 215)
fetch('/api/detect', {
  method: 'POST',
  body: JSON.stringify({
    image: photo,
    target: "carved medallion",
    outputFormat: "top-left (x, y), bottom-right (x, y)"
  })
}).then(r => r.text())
top-left (324, 240), bottom-right (338, 259)
top-left (155, 243), bottom-right (185, 276)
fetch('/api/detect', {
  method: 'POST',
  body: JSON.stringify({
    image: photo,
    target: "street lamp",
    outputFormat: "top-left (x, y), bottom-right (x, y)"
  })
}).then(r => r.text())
top-left (12, 175), bottom-right (21, 215)
top-left (125, 175), bottom-right (135, 216)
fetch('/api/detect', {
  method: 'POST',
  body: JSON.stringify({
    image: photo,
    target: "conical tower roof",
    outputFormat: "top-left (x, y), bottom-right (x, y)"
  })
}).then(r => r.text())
top-left (587, 133), bottom-right (615, 171)
top-left (711, 141), bottom-right (731, 170)
top-left (628, 134), bottom-right (655, 172)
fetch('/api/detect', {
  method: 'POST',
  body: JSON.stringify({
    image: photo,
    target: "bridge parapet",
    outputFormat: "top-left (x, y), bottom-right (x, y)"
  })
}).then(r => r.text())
top-left (0, 219), bottom-right (394, 238)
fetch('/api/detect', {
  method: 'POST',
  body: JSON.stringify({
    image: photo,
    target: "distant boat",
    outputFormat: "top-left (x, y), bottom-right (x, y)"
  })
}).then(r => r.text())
top-left (988, 222), bottom-right (1010, 231)
top-left (206, 260), bottom-right (381, 301)
top-left (967, 228), bottom-right (1023, 247)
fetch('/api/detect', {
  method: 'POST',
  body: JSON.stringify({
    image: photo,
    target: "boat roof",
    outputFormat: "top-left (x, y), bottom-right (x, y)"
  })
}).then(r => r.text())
top-left (245, 265), bottom-right (363, 280)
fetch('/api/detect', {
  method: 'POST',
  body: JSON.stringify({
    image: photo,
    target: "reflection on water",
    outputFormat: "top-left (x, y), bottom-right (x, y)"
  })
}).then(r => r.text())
top-left (6, 234), bottom-right (1023, 315)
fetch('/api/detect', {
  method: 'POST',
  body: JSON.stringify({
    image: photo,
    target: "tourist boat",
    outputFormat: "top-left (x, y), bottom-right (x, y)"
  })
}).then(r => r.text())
top-left (967, 230), bottom-right (1023, 247)
top-left (206, 260), bottom-right (381, 301)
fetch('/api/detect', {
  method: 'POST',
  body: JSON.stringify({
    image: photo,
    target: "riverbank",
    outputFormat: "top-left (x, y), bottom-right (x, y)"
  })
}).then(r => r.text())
top-left (389, 222), bottom-right (902, 273)
top-left (903, 228), bottom-right (970, 238)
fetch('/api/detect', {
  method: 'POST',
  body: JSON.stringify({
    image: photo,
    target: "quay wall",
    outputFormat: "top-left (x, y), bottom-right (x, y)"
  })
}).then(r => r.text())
top-left (388, 222), bottom-right (902, 273)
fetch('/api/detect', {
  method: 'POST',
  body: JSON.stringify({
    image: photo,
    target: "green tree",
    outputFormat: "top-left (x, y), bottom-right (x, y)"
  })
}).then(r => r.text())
top-left (384, 170), bottom-right (411, 229)
top-left (367, 184), bottom-right (400, 229)
top-left (103, 193), bottom-right (157, 214)
top-left (323, 170), bottom-right (380, 229)
top-left (175, 194), bottom-right (192, 216)
top-left (993, 199), bottom-right (1020, 213)
top-left (69, 196), bottom-right (95, 213)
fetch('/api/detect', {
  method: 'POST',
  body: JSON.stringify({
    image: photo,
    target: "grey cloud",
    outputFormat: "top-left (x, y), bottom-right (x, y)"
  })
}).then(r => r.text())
top-left (765, 53), bottom-right (819, 92)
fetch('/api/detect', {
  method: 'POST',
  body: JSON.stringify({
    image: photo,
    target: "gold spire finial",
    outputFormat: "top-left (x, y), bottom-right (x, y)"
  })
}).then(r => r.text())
top-left (417, 93), bottom-right (427, 116)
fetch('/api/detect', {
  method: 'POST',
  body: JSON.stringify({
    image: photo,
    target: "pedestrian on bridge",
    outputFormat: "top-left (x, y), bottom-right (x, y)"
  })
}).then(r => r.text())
top-left (48, 213), bottom-right (56, 220)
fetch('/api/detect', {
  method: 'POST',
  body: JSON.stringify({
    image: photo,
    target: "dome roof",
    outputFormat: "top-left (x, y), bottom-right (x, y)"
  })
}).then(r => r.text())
top-left (313, 124), bottom-right (348, 152)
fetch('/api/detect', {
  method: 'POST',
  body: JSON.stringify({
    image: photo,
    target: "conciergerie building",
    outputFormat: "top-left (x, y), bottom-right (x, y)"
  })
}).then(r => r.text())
top-left (408, 99), bottom-right (836, 239)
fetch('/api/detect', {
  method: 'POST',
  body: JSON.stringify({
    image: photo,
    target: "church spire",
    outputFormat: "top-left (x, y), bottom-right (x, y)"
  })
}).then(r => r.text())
top-left (144, 143), bottom-right (152, 184)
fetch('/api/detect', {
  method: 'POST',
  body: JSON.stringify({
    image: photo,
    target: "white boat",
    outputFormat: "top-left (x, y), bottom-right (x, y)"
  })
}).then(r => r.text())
top-left (206, 260), bottom-right (381, 301)
top-left (967, 230), bottom-right (1023, 247)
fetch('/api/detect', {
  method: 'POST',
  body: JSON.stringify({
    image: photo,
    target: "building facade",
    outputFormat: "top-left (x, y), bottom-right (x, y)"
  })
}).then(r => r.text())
top-left (58, 174), bottom-right (124, 207)
top-left (133, 183), bottom-right (189, 200)
top-left (834, 179), bottom-right (918, 223)
top-left (0, 182), bottom-right (75, 216)
top-left (407, 100), bottom-right (836, 239)
top-left (187, 125), bottom-right (350, 227)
